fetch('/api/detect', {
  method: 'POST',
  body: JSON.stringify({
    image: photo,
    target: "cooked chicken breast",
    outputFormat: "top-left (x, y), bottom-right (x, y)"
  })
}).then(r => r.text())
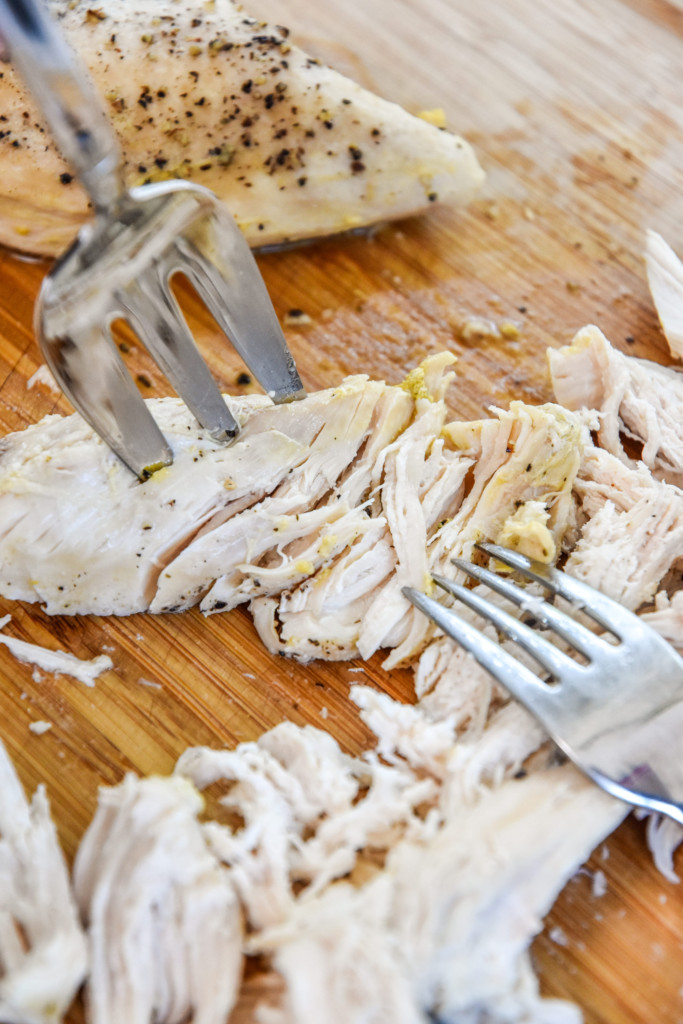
top-left (173, 708), bottom-right (622, 1023)
top-left (0, 739), bottom-right (87, 1024)
top-left (0, 0), bottom-right (484, 256)
top-left (0, 356), bottom-right (588, 677)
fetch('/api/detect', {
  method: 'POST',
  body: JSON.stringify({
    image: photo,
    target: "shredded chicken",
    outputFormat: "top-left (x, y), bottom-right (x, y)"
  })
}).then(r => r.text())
top-left (171, 712), bottom-right (624, 1024)
top-left (0, 332), bottom-right (680, 1022)
top-left (73, 774), bottom-right (243, 1024)
top-left (0, 616), bottom-right (112, 686)
top-left (566, 447), bottom-right (683, 609)
top-left (548, 324), bottom-right (683, 487)
top-left (0, 740), bottom-right (87, 1024)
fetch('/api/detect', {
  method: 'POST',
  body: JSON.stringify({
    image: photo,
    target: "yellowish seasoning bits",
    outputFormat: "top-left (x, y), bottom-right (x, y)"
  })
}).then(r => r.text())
top-left (318, 534), bottom-right (338, 558)
top-left (499, 321), bottom-right (520, 340)
top-left (400, 366), bottom-right (432, 402)
top-left (418, 108), bottom-right (447, 129)
top-left (422, 572), bottom-right (436, 596)
top-left (295, 559), bottom-right (315, 575)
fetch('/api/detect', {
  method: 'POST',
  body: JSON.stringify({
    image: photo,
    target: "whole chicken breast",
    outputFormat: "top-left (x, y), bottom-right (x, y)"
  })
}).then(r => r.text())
top-left (0, 0), bottom-right (484, 256)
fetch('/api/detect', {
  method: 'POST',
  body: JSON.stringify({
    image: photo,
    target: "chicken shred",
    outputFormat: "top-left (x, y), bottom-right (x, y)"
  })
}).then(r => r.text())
top-left (73, 774), bottom-right (243, 1024)
top-left (0, 741), bottom-right (87, 1024)
top-left (548, 323), bottom-right (683, 487)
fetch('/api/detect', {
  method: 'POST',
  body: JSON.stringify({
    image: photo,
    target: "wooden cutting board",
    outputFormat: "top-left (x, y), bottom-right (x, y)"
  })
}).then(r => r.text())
top-left (0, 0), bottom-right (681, 1020)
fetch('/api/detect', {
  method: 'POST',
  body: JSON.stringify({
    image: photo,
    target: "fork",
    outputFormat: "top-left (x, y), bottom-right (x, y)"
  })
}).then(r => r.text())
top-left (0, 0), bottom-right (305, 478)
top-left (404, 542), bottom-right (683, 827)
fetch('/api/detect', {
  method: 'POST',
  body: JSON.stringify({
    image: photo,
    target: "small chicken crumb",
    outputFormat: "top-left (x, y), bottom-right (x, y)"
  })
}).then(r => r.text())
top-left (548, 925), bottom-right (569, 947)
top-left (591, 869), bottom-right (608, 899)
top-left (499, 320), bottom-right (520, 340)
top-left (27, 364), bottom-right (60, 394)
top-left (460, 316), bottom-right (499, 342)
top-left (28, 720), bottom-right (53, 735)
top-left (137, 677), bottom-right (162, 690)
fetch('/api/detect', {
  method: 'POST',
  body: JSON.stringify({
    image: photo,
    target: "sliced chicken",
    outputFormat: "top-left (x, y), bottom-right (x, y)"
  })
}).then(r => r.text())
top-left (0, 739), bottom-right (87, 1024)
top-left (73, 773), bottom-right (243, 1024)
top-left (0, 356), bottom-right (591, 680)
top-left (548, 324), bottom-right (683, 487)
top-left (0, 0), bottom-right (483, 256)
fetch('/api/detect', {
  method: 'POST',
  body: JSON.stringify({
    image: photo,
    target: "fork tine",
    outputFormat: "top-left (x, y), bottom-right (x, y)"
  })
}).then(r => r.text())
top-left (176, 204), bottom-right (306, 404)
top-left (432, 572), bottom-right (579, 679)
top-left (402, 586), bottom-right (554, 714)
top-left (38, 319), bottom-right (172, 478)
top-left (477, 542), bottom-right (637, 638)
top-left (449, 556), bottom-right (610, 662)
top-left (121, 273), bottom-right (240, 442)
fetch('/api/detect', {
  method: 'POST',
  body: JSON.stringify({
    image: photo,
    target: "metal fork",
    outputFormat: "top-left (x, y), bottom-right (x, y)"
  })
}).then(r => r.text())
top-left (404, 542), bottom-right (683, 826)
top-left (0, 0), bottom-right (305, 478)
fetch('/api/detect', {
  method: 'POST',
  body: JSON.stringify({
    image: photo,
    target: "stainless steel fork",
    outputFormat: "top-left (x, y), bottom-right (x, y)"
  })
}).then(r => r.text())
top-left (0, 0), bottom-right (305, 478)
top-left (404, 542), bottom-right (683, 827)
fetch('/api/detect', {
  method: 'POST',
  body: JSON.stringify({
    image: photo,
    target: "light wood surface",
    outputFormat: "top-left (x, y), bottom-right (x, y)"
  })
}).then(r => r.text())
top-left (0, 0), bottom-right (682, 1021)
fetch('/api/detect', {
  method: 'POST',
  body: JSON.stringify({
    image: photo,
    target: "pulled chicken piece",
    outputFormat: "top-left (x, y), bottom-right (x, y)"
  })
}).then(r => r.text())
top-left (73, 774), bottom-right (243, 1024)
top-left (548, 323), bottom-right (683, 487)
top-left (0, 740), bottom-right (87, 1024)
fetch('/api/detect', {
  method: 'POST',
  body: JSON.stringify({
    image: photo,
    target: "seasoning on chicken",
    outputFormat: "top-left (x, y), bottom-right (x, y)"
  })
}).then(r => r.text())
top-left (0, 0), bottom-right (484, 257)
top-left (0, 738), bottom-right (87, 1024)
top-left (0, 356), bottom-right (589, 681)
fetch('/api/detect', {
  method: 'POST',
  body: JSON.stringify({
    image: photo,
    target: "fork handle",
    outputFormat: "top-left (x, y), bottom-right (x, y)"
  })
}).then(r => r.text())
top-left (0, 0), bottom-right (123, 212)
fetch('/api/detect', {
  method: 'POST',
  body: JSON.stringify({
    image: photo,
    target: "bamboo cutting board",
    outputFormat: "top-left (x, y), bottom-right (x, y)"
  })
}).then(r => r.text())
top-left (0, 0), bottom-right (682, 1021)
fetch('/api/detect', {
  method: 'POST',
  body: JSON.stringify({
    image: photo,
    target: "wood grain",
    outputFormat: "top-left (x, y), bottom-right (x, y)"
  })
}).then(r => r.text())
top-left (0, 0), bottom-right (682, 1021)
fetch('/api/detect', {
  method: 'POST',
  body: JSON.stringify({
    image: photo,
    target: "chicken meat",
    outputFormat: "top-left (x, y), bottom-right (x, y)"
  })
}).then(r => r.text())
top-left (0, 0), bottom-right (483, 256)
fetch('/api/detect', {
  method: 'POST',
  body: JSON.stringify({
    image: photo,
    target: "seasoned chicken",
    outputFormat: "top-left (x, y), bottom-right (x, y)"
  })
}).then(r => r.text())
top-left (0, 365), bottom-right (421, 617)
top-left (0, 739), bottom-right (87, 1024)
top-left (252, 398), bottom-right (587, 667)
top-left (548, 324), bottom-right (683, 488)
top-left (0, 356), bottom-right (589, 679)
top-left (0, 0), bottom-right (483, 256)
top-left (73, 773), bottom-right (243, 1024)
